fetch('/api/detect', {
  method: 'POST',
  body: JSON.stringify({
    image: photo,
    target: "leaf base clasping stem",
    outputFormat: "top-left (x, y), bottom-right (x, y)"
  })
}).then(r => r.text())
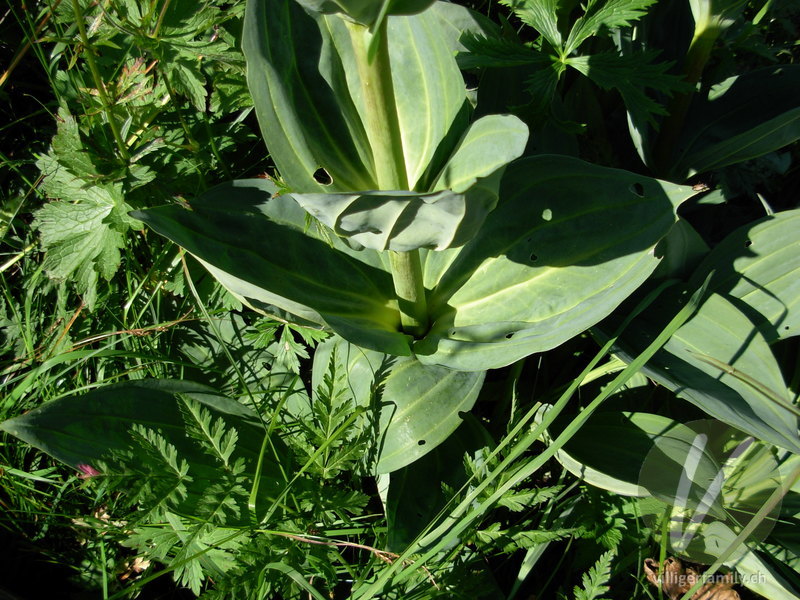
top-left (347, 18), bottom-right (428, 337)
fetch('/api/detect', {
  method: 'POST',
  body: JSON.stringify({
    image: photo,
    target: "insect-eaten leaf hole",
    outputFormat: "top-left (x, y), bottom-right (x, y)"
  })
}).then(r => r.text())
top-left (530, 253), bottom-right (538, 262)
top-left (417, 439), bottom-right (426, 446)
top-left (313, 167), bottom-right (332, 185)
top-left (505, 332), bottom-right (513, 339)
top-left (744, 239), bottom-right (753, 248)
top-left (629, 182), bottom-right (645, 197)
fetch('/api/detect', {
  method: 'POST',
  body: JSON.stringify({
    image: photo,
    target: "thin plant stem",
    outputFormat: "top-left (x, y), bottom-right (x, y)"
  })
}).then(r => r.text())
top-left (70, 0), bottom-right (131, 161)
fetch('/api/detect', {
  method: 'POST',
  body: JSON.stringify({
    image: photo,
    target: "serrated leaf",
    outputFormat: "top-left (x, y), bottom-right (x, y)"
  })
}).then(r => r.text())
top-left (497, 486), bottom-right (564, 511)
top-left (573, 550), bottom-right (614, 600)
top-left (476, 522), bottom-right (578, 553)
top-left (565, 0), bottom-right (656, 53)
top-left (500, 0), bottom-right (564, 50)
top-left (34, 184), bottom-right (132, 308)
top-left (50, 109), bottom-right (100, 178)
top-left (566, 50), bottom-right (686, 126)
top-left (457, 32), bottom-right (545, 69)
top-left (170, 60), bottom-right (207, 113)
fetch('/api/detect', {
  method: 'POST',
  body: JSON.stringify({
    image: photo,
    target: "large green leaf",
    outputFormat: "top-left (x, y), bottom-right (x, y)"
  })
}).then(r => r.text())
top-left (243, 0), bottom-right (467, 192)
top-left (293, 0), bottom-right (435, 27)
top-left (552, 410), bottom-right (787, 563)
top-left (386, 416), bottom-right (493, 551)
top-left (292, 114), bottom-right (527, 251)
top-left (689, 209), bottom-right (800, 343)
top-left (292, 189), bottom-right (486, 252)
top-left (413, 155), bottom-right (693, 371)
top-left (0, 380), bottom-right (287, 524)
top-left (730, 549), bottom-right (800, 600)
top-left (607, 291), bottom-right (800, 454)
top-left (670, 65), bottom-right (800, 179)
top-left (547, 411), bottom-right (687, 497)
top-left (306, 336), bottom-right (485, 473)
top-left (133, 179), bottom-right (410, 357)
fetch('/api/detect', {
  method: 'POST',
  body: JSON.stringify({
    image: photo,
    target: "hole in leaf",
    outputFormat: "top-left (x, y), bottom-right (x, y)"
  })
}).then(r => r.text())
top-left (505, 332), bottom-right (513, 339)
top-left (530, 253), bottom-right (538, 262)
top-left (313, 168), bottom-right (332, 185)
top-left (450, 330), bottom-right (457, 337)
top-left (457, 411), bottom-right (468, 419)
top-left (630, 182), bottom-right (645, 197)
top-left (417, 440), bottom-right (426, 446)
top-left (744, 239), bottom-right (753, 248)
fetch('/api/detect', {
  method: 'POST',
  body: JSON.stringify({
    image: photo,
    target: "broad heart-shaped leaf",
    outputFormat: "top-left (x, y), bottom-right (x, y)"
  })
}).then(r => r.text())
top-left (689, 209), bottom-right (800, 343)
top-left (669, 65), bottom-right (800, 180)
top-left (293, 0), bottom-right (435, 27)
top-left (243, 0), bottom-right (467, 192)
top-left (413, 155), bottom-right (694, 371)
top-left (0, 380), bottom-right (287, 525)
top-left (605, 290), bottom-right (800, 454)
top-left (291, 114), bottom-right (528, 252)
top-left (133, 179), bottom-right (411, 357)
top-left (306, 336), bottom-right (485, 473)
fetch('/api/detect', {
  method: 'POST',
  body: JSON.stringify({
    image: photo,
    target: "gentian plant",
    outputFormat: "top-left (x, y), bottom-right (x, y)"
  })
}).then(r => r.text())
top-left (128, 0), bottom-right (697, 471)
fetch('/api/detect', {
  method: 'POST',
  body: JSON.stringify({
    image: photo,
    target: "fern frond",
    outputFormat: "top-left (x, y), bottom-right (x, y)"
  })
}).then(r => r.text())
top-left (178, 394), bottom-right (239, 468)
top-left (573, 550), bottom-right (615, 600)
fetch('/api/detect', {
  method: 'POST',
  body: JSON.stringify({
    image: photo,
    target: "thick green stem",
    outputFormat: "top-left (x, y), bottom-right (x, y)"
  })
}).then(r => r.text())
top-left (71, 0), bottom-right (130, 162)
top-left (347, 19), bottom-right (428, 337)
top-left (389, 250), bottom-right (428, 337)
top-left (346, 19), bottom-right (408, 190)
top-left (652, 24), bottom-right (719, 176)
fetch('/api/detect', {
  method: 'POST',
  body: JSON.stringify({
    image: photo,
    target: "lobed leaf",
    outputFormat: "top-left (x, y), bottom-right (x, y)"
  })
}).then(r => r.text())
top-left (564, 0), bottom-right (657, 54)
